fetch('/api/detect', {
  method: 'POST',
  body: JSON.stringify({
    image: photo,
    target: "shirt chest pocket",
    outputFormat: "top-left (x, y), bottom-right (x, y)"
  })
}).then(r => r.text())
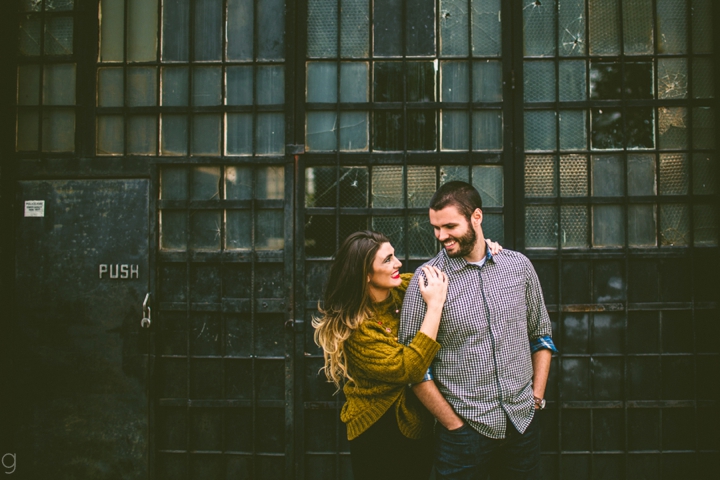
top-left (485, 280), bottom-right (526, 322)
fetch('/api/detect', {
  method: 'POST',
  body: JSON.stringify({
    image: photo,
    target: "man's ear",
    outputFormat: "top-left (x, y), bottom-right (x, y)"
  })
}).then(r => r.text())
top-left (472, 208), bottom-right (483, 226)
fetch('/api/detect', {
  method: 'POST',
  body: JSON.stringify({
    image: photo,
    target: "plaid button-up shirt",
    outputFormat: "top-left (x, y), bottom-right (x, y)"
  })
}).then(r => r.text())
top-left (399, 248), bottom-right (554, 439)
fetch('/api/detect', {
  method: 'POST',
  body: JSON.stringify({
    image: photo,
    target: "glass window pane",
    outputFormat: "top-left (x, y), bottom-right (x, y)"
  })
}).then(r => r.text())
top-left (524, 61), bottom-right (556, 102)
top-left (624, 62), bottom-right (654, 99)
top-left (658, 107), bottom-right (688, 150)
top-left (18, 17), bottom-right (41, 56)
top-left (161, 114), bottom-right (188, 155)
top-left (372, 166), bottom-right (404, 207)
top-left (192, 114), bottom-right (221, 155)
top-left (339, 166), bottom-right (369, 207)
top-left (473, 0), bottom-right (501, 56)
top-left (191, 166), bottom-right (221, 200)
top-left (162, 0), bottom-right (190, 61)
top-left (560, 154), bottom-right (588, 197)
top-left (308, 0), bottom-right (337, 57)
top-left (627, 154), bottom-right (656, 195)
top-left (255, 210), bottom-right (285, 249)
top-left (127, 67), bottom-right (157, 107)
top-left (18, 65), bottom-right (40, 105)
top-left (482, 214), bottom-right (504, 245)
top-left (161, 167), bottom-right (188, 201)
top-left (440, 0), bottom-right (469, 56)
top-left (659, 153), bottom-right (689, 195)
top-left (255, 113), bottom-right (284, 154)
top-left (194, 0), bottom-right (222, 61)
top-left (692, 107), bottom-right (714, 149)
top-left (161, 211), bottom-right (187, 250)
top-left (559, 110), bottom-right (587, 150)
top-left (628, 107), bottom-right (655, 149)
top-left (193, 67), bottom-right (222, 106)
top-left (472, 165), bottom-right (503, 207)
top-left (559, 60), bottom-right (587, 101)
top-left (406, 61), bottom-right (436, 102)
top-left (441, 61), bottom-right (469, 102)
top-left (592, 155), bottom-right (624, 196)
top-left (225, 167), bottom-right (253, 200)
top-left (408, 215), bottom-right (437, 258)
top-left (657, 0), bottom-right (688, 54)
top-left (226, 210), bottom-right (252, 249)
top-left (658, 58), bottom-right (688, 99)
top-left (256, 167), bottom-right (284, 200)
top-left (562, 205), bottom-right (589, 248)
top-left (473, 111), bottom-right (503, 151)
top-left (227, 0), bottom-right (253, 61)
top-left (162, 67), bottom-right (188, 106)
top-left (42, 109), bottom-right (74, 152)
top-left (440, 166), bottom-right (469, 185)
top-left (226, 113), bottom-right (253, 155)
top-left (341, 0), bottom-right (370, 57)
top-left (559, 0), bottom-right (586, 56)
top-left (257, 66), bottom-right (284, 105)
top-left (339, 112), bottom-right (368, 151)
top-left (525, 110), bottom-right (556, 151)
top-left (44, 16), bottom-right (73, 55)
top-left (407, 110), bottom-right (436, 151)
top-left (623, 0), bottom-right (654, 55)
top-left (374, 62), bottom-right (403, 102)
top-left (190, 211), bottom-right (221, 250)
top-left (97, 115), bottom-right (123, 154)
top-left (442, 111), bottom-right (469, 151)
top-left (628, 204), bottom-right (657, 246)
top-left (589, 0), bottom-right (620, 55)
top-left (43, 63), bottom-right (75, 105)
top-left (306, 112), bottom-right (336, 151)
top-left (16, 110), bottom-right (39, 151)
top-left (372, 217), bottom-right (405, 256)
top-left (591, 108), bottom-right (622, 149)
top-left (257, 0), bottom-right (284, 60)
top-left (340, 63), bottom-right (369, 102)
top-left (127, 0), bottom-right (158, 62)
top-left (593, 205), bottom-right (624, 247)
top-left (46, 0), bottom-right (75, 11)
top-left (694, 205), bottom-right (717, 246)
top-left (307, 63), bottom-right (337, 103)
top-left (525, 155), bottom-right (557, 197)
top-left (305, 167), bottom-right (337, 207)
top-left (407, 165), bottom-right (436, 208)
top-left (473, 61), bottom-right (503, 102)
top-left (660, 204), bottom-right (690, 246)
top-left (526, 206), bottom-right (558, 248)
top-left (97, 67), bottom-right (123, 106)
top-left (692, 58), bottom-right (713, 99)
top-left (99, 0), bottom-right (124, 61)
top-left (406, 0), bottom-right (435, 56)
top-left (374, 0), bottom-right (402, 56)
top-left (20, 0), bottom-right (42, 11)
top-left (127, 115), bottom-right (157, 154)
top-left (692, 153), bottom-right (716, 195)
top-left (590, 62), bottom-right (621, 99)
top-left (226, 66), bottom-right (253, 106)
top-left (373, 111), bottom-right (403, 151)
top-left (691, 0), bottom-right (713, 54)
top-left (523, 0), bottom-right (556, 57)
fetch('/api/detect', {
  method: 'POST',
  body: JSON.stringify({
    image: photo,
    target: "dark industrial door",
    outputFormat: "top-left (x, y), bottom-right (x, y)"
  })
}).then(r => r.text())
top-left (14, 179), bottom-right (151, 478)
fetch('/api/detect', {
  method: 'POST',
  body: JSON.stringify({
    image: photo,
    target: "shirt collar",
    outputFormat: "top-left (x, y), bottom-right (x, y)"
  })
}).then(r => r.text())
top-left (441, 244), bottom-right (495, 272)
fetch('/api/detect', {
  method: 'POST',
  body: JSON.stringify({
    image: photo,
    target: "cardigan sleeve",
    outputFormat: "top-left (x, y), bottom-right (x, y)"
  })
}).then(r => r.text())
top-left (344, 323), bottom-right (440, 386)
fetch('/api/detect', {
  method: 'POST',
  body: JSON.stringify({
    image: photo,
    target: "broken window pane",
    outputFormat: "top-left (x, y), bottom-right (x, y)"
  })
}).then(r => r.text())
top-left (473, 61), bottom-right (503, 102)
top-left (372, 217), bottom-right (405, 255)
top-left (626, 107), bottom-right (654, 149)
top-left (257, 66), bottom-right (284, 105)
top-left (694, 205), bottom-right (717, 246)
top-left (227, 0), bottom-right (253, 61)
top-left (559, 0), bottom-right (585, 56)
top-left (226, 66), bottom-right (253, 106)
top-left (373, 111), bottom-right (403, 151)
top-left (627, 154), bottom-right (656, 196)
top-left (98, 67), bottom-right (123, 107)
top-left (440, 165), bottom-right (470, 184)
top-left (588, 0), bottom-right (620, 55)
top-left (658, 58), bottom-right (688, 99)
top-left (372, 166), bottom-right (404, 207)
top-left (20, 0), bottom-right (42, 12)
top-left (408, 215), bottom-right (437, 257)
top-left (441, 61), bottom-right (470, 102)
top-left (127, 0), bottom-right (158, 62)
top-left (472, 165), bottom-right (503, 207)
top-left (590, 62), bottom-right (621, 99)
top-left (96, 115), bottom-right (123, 154)
top-left (593, 205), bottom-right (623, 246)
top-left (692, 107), bottom-right (715, 149)
top-left (659, 153), bottom-right (689, 195)
top-left (99, 0), bottom-right (123, 61)
top-left (127, 67), bottom-right (157, 107)
top-left (440, 0), bottom-right (469, 56)
top-left (592, 108), bottom-right (654, 150)
top-left (191, 166), bottom-right (221, 201)
top-left (255, 113), bottom-right (284, 154)
top-left (339, 112), bottom-right (368, 151)
top-left (660, 204), bottom-right (690, 246)
top-left (658, 107), bottom-right (687, 150)
top-left (306, 111), bottom-right (337, 151)
top-left (305, 167), bottom-right (337, 207)
top-left (561, 205), bottom-right (589, 247)
top-left (307, 62), bottom-right (337, 103)
top-left (525, 155), bottom-right (557, 197)
top-left (657, 0), bottom-right (688, 54)
top-left (526, 205), bottom-right (558, 248)
top-left (592, 155), bottom-right (624, 196)
top-left (622, 0), bottom-right (654, 55)
top-left (560, 154), bottom-right (588, 196)
top-left (46, 0), bottom-right (74, 11)
top-left (190, 210), bottom-right (222, 250)
top-left (524, 61), bottom-right (556, 102)
top-left (127, 115), bottom-right (157, 154)
top-left (42, 109), bottom-right (74, 151)
top-left (559, 110), bottom-right (587, 150)
top-left (523, 0), bottom-right (556, 57)
top-left (628, 204), bottom-right (656, 246)
top-left (340, 62), bottom-right (369, 102)
top-left (624, 62), bottom-right (654, 99)
top-left (559, 60), bottom-right (587, 101)
top-left (338, 167), bottom-right (368, 207)
top-left (442, 111), bottom-right (470, 151)
top-left (692, 58), bottom-right (714, 99)
top-left (192, 114), bottom-right (221, 155)
top-left (226, 113), bottom-right (252, 155)
top-left (407, 165), bottom-right (436, 208)
top-left (43, 63), bottom-right (75, 105)
top-left (525, 110), bottom-right (556, 151)
top-left (18, 17), bottom-right (41, 56)
top-left (473, 110), bottom-right (502, 150)
top-left (341, 0), bottom-right (370, 57)
top-left (192, 67), bottom-right (221, 106)
top-left (44, 16), bottom-right (73, 55)
top-left (473, 0), bottom-right (501, 56)
top-left (408, 111), bottom-right (436, 150)
top-left (17, 65), bottom-right (40, 105)
top-left (162, 0), bottom-right (190, 62)
top-left (692, 153), bottom-right (716, 195)
top-left (161, 114), bottom-right (188, 155)
top-left (308, 0), bottom-right (337, 57)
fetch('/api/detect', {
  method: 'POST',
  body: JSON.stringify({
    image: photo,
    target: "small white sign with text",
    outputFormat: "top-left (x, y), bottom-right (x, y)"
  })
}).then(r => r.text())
top-left (24, 201), bottom-right (45, 217)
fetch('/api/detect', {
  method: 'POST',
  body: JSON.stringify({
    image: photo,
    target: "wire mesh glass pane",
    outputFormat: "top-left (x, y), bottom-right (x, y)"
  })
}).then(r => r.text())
top-left (524, 61), bottom-right (556, 102)
top-left (658, 58), bottom-right (688, 99)
top-left (161, 167), bottom-right (189, 201)
top-left (20, 0), bottom-right (42, 11)
top-left (372, 166), bottom-right (404, 207)
top-left (525, 110), bottom-right (557, 151)
top-left (96, 115), bottom-right (123, 155)
top-left (559, 0), bottom-right (586, 56)
top-left (306, 112), bottom-right (337, 151)
top-left (338, 167), bottom-right (368, 207)
top-left (559, 60), bottom-right (587, 101)
top-left (192, 67), bottom-right (221, 106)
top-left (226, 113), bottom-right (252, 155)
top-left (372, 217), bottom-right (405, 257)
top-left (308, 0), bottom-right (337, 57)
top-left (256, 210), bottom-right (284, 250)
top-left (559, 110), bottom-right (587, 150)
top-left (592, 156), bottom-right (624, 196)
top-left (627, 154), bottom-right (656, 195)
top-left (523, 0), bottom-right (556, 57)
top-left (163, 0), bottom-right (190, 62)
top-left (526, 206), bottom-right (558, 248)
top-left (623, 0), bottom-right (654, 55)
top-left (16, 110), bottom-right (39, 151)
top-left (482, 213), bottom-right (504, 245)
top-left (162, 67), bottom-right (189, 106)
top-left (43, 63), bottom-right (75, 105)
top-left (407, 166), bottom-right (436, 208)
top-left (472, 165), bottom-right (503, 207)
top-left (305, 216), bottom-right (336, 257)
top-left (659, 154), bottom-right (689, 195)
top-left (657, 0), bottom-right (688, 54)
top-left (440, 165), bottom-right (470, 184)
top-left (692, 107), bottom-right (714, 149)
top-left (628, 204), bottom-right (657, 246)
top-left (588, 0), bottom-right (620, 55)
top-left (127, 67), bottom-right (156, 107)
top-left (193, 0), bottom-right (222, 61)
top-left (441, 61), bottom-right (470, 102)
top-left (440, 0), bottom-right (469, 56)
top-left (99, 0), bottom-right (123, 61)
top-left (692, 153), bottom-right (715, 194)
top-left (97, 67), bottom-right (123, 107)
top-left (341, 0), bottom-right (370, 57)
top-left (161, 211), bottom-right (187, 250)
top-left (472, 0), bottom-right (501, 56)
top-left (307, 62), bottom-right (337, 103)
top-left (127, 0), bottom-right (158, 62)
top-left (660, 204), bottom-right (690, 246)
top-left (442, 111), bottom-right (469, 151)
top-left (226, 66), bottom-right (253, 106)
top-left (472, 61), bottom-right (503, 102)
top-left (190, 211), bottom-right (222, 250)
top-left (257, 66), bottom-right (285, 105)
top-left (227, 0), bottom-right (253, 61)
top-left (306, 167), bottom-right (337, 207)
top-left (593, 205), bottom-right (624, 247)
top-left (561, 205), bottom-right (589, 247)
top-left (409, 111), bottom-right (437, 150)
top-left (560, 154), bottom-right (588, 196)
top-left (44, 16), bottom-right (73, 55)
top-left (192, 115), bottom-right (221, 155)
top-left (18, 65), bottom-right (40, 105)
top-left (694, 205), bottom-right (717, 246)
top-left (525, 155), bottom-right (557, 197)
top-left (692, 58), bottom-right (713, 99)
top-left (473, 111), bottom-right (503, 151)
top-left (42, 109), bottom-right (74, 152)
top-left (191, 166), bottom-right (221, 201)
top-left (408, 215), bottom-right (437, 258)
top-left (18, 17), bottom-right (41, 56)
top-left (127, 115), bottom-right (157, 154)
top-left (691, 0), bottom-right (713, 54)
top-left (225, 166), bottom-right (252, 200)
top-left (256, 113), bottom-right (284, 154)
top-left (658, 107), bottom-right (688, 150)
top-left (46, 0), bottom-right (75, 11)
top-left (340, 62), bottom-right (369, 102)
top-left (340, 112), bottom-right (368, 151)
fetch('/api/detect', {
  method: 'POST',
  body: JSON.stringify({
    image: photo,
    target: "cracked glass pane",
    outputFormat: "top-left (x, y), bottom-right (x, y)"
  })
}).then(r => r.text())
top-left (340, 63), bottom-right (369, 102)
top-left (127, 67), bottom-right (157, 107)
top-left (46, 0), bottom-right (74, 11)
top-left (525, 155), bottom-right (557, 197)
top-left (18, 65), bottom-right (40, 105)
top-left (408, 215), bottom-right (436, 258)
top-left (694, 205), bottom-right (718, 246)
top-left (256, 66), bottom-right (285, 105)
top-left (408, 111), bottom-right (436, 151)
top-left (559, 60), bottom-right (587, 101)
top-left (256, 167), bottom-right (284, 200)
top-left (524, 61), bottom-right (556, 102)
top-left (559, 110), bottom-right (587, 150)
top-left (483, 214), bottom-right (504, 244)
top-left (44, 16), bottom-right (73, 55)
top-left (305, 167), bottom-right (337, 207)
top-left (691, 0), bottom-right (713, 54)
top-left (593, 205), bottom-right (623, 247)
top-left (226, 210), bottom-right (252, 250)
top-left (226, 66), bottom-right (252, 106)
top-left (561, 205), bottom-right (589, 247)
top-left (255, 113), bottom-right (284, 154)
top-left (20, 0), bottom-right (42, 12)
top-left (339, 216), bottom-right (369, 247)
top-left (660, 204), bottom-right (690, 246)
top-left (628, 204), bottom-right (656, 246)
top-left (473, 111), bottom-right (502, 150)
top-left (560, 154), bottom-right (588, 197)
top-left (225, 166), bottom-right (252, 200)
top-left (372, 217), bottom-right (405, 256)
top-left (525, 110), bottom-right (557, 151)
top-left (161, 166), bottom-right (188, 201)
top-left (588, 0), bottom-right (620, 55)
top-left (373, 111), bottom-right (403, 151)
top-left (190, 211), bottom-right (222, 250)
top-left (472, 0), bottom-right (501, 56)
top-left (226, 113), bottom-right (252, 155)
top-left (523, 0), bottom-right (556, 57)
top-left (440, 0), bottom-right (469, 56)
top-left (338, 167), bottom-right (368, 207)
top-left (340, 112), bottom-right (368, 151)
top-left (43, 63), bottom-right (75, 105)
top-left (592, 156), bottom-right (624, 196)
top-left (98, 67), bottom-right (123, 107)
top-left (308, 0), bottom-right (337, 57)
top-left (657, 0), bottom-right (688, 54)
top-left (440, 166), bottom-right (470, 184)
top-left (622, 0), bottom-right (654, 55)
top-left (526, 206), bottom-right (558, 248)
top-left (658, 58), bottom-right (688, 99)
top-left (407, 166), bottom-right (437, 208)
top-left (627, 154), bottom-right (656, 196)
top-left (96, 115), bottom-right (123, 155)
top-left (692, 58), bottom-right (713, 99)
top-left (658, 107), bottom-right (688, 150)
top-left (127, 115), bottom-right (157, 154)
top-left (192, 114), bottom-right (221, 155)
top-left (692, 153), bottom-right (716, 195)
top-left (441, 61), bottom-right (470, 102)
top-left (372, 166), bottom-right (404, 207)
top-left (256, 210), bottom-right (284, 250)
top-left (191, 166), bottom-right (220, 201)
top-left (442, 111), bottom-right (469, 151)
top-left (659, 153), bottom-right (689, 195)
top-left (18, 17), bottom-right (41, 56)
top-left (306, 112), bottom-right (336, 151)
top-left (559, 0), bottom-right (585, 56)
top-left (227, 0), bottom-right (252, 61)
top-left (341, 0), bottom-right (370, 57)
top-left (472, 165), bottom-right (503, 207)
top-left (305, 215), bottom-right (336, 257)
top-left (128, 0), bottom-right (158, 62)
top-left (161, 211), bottom-right (187, 250)
top-left (473, 61), bottom-right (503, 102)
top-left (692, 107), bottom-right (715, 149)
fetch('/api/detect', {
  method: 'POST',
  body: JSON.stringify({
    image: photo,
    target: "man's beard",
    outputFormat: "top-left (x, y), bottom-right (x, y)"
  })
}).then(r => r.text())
top-left (445, 225), bottom-right (477, 258)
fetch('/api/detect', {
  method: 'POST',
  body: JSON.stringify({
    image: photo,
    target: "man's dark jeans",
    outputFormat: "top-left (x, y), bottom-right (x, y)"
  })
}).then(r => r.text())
top-left (434, 414), bottom-right (541, 480)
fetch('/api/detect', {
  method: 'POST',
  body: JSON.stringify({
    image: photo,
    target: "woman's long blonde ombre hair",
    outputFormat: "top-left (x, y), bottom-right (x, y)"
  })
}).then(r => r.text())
top-left (312, 230), bottom-right (390, 389)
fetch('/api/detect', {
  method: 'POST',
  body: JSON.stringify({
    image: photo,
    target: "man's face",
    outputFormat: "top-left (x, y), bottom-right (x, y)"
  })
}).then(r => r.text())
top-left (429, 205), bottom-right (479, 258)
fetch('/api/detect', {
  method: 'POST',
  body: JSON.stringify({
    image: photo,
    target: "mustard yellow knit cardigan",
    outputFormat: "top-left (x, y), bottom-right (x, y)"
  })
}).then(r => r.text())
top-left (340, 273), bottom-right (441, 440)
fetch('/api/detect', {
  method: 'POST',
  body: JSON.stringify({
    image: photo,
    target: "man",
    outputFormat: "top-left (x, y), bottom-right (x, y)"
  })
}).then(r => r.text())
top-left (399, 181), bottom-right (557, 479)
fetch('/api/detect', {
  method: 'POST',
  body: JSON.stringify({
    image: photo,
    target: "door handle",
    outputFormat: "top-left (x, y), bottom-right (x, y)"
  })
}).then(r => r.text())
top-left (141, 293), bottom-right (151, 328)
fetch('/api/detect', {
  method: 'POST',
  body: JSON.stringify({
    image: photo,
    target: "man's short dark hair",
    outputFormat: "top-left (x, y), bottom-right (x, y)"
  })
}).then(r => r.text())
top-left (429, 181), bottom-right (483, 220)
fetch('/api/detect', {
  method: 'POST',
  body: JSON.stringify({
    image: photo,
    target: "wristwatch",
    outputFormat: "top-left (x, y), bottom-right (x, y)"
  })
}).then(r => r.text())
top-left (534, 396), bottom-right (546, 410)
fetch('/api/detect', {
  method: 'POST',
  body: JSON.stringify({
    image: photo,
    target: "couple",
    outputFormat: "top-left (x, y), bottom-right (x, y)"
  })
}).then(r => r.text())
top-left (313, 181), bottom-right (558, 480)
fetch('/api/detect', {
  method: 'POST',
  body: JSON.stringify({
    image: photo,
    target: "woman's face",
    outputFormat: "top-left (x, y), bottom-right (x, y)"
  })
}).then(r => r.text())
top-left (367, 242), bottom-right (403, 294)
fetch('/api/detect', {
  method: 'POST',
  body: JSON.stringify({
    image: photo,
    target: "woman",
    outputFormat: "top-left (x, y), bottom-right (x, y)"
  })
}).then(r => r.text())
top-left (313, 231), bottom-right (501, 480)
